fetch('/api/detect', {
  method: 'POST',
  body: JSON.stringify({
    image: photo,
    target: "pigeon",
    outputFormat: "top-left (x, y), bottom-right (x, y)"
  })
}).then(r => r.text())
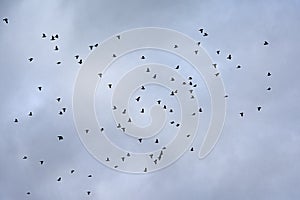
top-left (199, 108), bottom-right (203, 112)
top-left (38, 86), bottom-right (42, 91)
top-left (155, 139), bottom-right (159, 144)
top-left (240, 112), bottom-right (244, 117)
top-left (138, 138), bottom-right (142, 143)
top-left (78, 59), bottom-right (83, 64)
top-left (28, 57), bottom-right (34, 62)
top-left (55, 34), bottom-right (59, 39)
top-left (87, 191), bottom-right (91, 195)
top-left (157, 100), bottom-right (161, 104)
top-left (216, 50), bottom-right (220, 54)
top-left (267, 72), bottom-right (271, 76)
top-left (51, 35), bottom-right (55, 41)
top-left (75, 55), bottom-right (79, 59)
top-left (140, 108), bottom-right (145, 113)
top-left (58, 111), bottom-right (63, 115)
top-left (14, 118), bottom-right (18, 123)
top-left (40, 160), bottom-right (44, 165)
top-left (136, 96), bottom-right (140, 102)
top-left (264, 41), bottom-right (269, 45)
top-left (85, 129), bottom-right (89, 134)
top-left (62, 108), bottom-right (66, 112)
top-left (28, 112), bottom-right (32, 116)
top-left (108, 84), bottom-right (112, 88)
top-left (112, 54), bottom-right (117, 58)
top-left (175, 65), bottom-right (179, 69)
top-left (141, 85), bottom-right (145, 90)
top-left (54, 45), bottom-right (59, 51)
top-left (56, 97), bottom-right (61, 102)
top-left (227, 54), bottom-right (232, 60)
top-left (198, 28), bottom-right (203, 33)
top-left (152, 74), bottom-right (157, 79)
top-left (89, 45), bottom-right (93, 50)
top-left (57, 135), bottom-right (63, 141)
top-left (42, 33), bottom-right (47, 38)
top-left (3, 18), bottom-right (8, 24)
top-left (190, 147), bottom-right (194, 151)
top-left (144, 168), bottom-right (147, 173)
top-left (106, 157), bottom-right (110, 161)
top-left (141, 55), bottom-right (145, 59)
top-left (203, 32), bottom-right (208, 37)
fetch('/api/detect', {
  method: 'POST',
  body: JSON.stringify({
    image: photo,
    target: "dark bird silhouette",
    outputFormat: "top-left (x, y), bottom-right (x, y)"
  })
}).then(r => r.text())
top-left (174, 44), bottom-right (178, 48)
top-left (56, 97), bottom-right (61, 102)
top-left (141, 85), bottom-right (145, 90)
top-left (26, 192), bottom-right (30, 195)
top-left (14, 118), bottom-right (18, 123)
top-left (198, 28), bottom-right (203, 33)
top-left (136, 96), bottom-right (140, 102)
top-left (240, 112), bottom-right (244, 117)
top-left (153, 74), bottom-right (157, 79)
top-left (54, 45), bottom-right (59, 51)
top-left (194, 50), bottom-right (198, 54)
top-left (236, 65), bottom-right (241, 69)
top-left (212, 64), bottom-right (217, 68)
top-left (55, 34), bottom-right (59, 39)
top-left (56, 61), bottom-right (61, 65)
top-left (138, 138), bottom-right (142, 143)
top-left (40, 160), bottom-right (44, 165)
top-left (28, 57), bottom-right (33, 62)
top-left (146, 68), bottom-right (150, 72)
top-left (203, 32), bottom-right (208, 37)
top-left (257, 106), bottom-right (262, 111)
top-left (197, 41), bottom-right (201, 46)
top-left (78, 59), bottom-right (83, 64)
top-left (106, 157), bottom-right (110, 161)
top-left (215, 73), bottom-right (220, 76)
top-left (117, 35), bottom-right (121, 39)
top-left (42, 33), bottom-right (46, 38)
top-left (175, 65), bottom-right (179, 69)
top-left (264, 41), bottom-right (269, 45)
top-left (267, 72), bottom-right (271, 76)
top-left (199, 108), bottom-right (202, 112)
top-left (57, 177), bottom-right (61, 182)
top-left (170, 121), bottom-right (175, 124)
top-left (108, 84), bottom-right (112, 88)
top-left (62, 107), bottom-right (66, 112)
top-left (227, 54), bottom-right (232, 60)
top-left (70, 169), bottom-right (75, 174)
top-left (85, 129), bottom-right (89, 134)
top-left (98, 73), bottom-right (102, 78)
top-left (28, 112), bottom-right (32, 116)
top-left (140, 108), bottom-right (145, 113)
top-left (75, 55), bottom-right (79, 59)
top-left (23, 156), bottom-right (27, 159)
top-left (113, 54), bottom-right (117, 58)
top-left (94, 43), bottom-right (98, 47)
top-left (267, 87), bottom-right (272, 91)
top-left (38, 86), bottom-right (42, 91)
top-left (59, 111), bottom-right (63, 115)
top-left (141, 55), bottom-right (145, 59)
top-left (51, 36), bottom-right (55, 41)
top-left (121, 157), bottom-right (125, 161)
top-left (89, 45), bottom-right (93, 50)
top-left (88, 174), bottom-right (92, 178)
top-left (87, 191), bottom-right (91, 195)
top-left (190, 147), bottom-right (194, 151)
top-left (155, 139), bottom-right (159, 144)
top-left (3, 18), bottom-right (8, 24)
top-left (216, 50), bottom-right (220, 54)
top-left (157, 100), bottom-right (161, 104)
top-left (57, 135), bottom-right (63, 141)
top-left (144, 168), bottom-right (147, 172)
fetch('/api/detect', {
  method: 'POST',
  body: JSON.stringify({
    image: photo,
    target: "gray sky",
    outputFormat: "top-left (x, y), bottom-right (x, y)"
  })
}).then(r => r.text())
top-left (1, 0), bottom-right (300, 199)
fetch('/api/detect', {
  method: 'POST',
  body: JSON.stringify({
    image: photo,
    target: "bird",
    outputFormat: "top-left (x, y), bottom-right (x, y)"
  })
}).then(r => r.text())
top-left (57, 135), bottom-right (63, 141)
top-left (56, 97), bottom-right (61, 102)
top-left (3, 18), bottom-right (8, 24)
top-left (197, 41), bottom-right (201, 46)
top-left (121, 157), bottom-right (125, 161)
top-left (14, 118), bottom-right (18, 123)
top-left (57, 177), bottom-right (61, 182)
top-left (141, 55), bottom-right (146, 59)
top-left (264, 41), bottom-right (269, 45)
top-left (152, 74), bottom-right (157, 79)
top-left (55, 34), bottom-right (59, 39)
top-left (106, 157), bottom-right (110, 161)
top-left (144, 168), bottom-right (147, 172)
top-left (56, 61), bottom-right (61, 65)
top-left (240, 112), bottom-right (244, 117)
top-left (28, 112), bottom-right (32, 116)
top-left (23, 156), bottom-right (27, 159)
top-left (203, 32), bottom-right (208, 37)
top-left (198, 28), bottom-right (203, 33)
top-left (40, 160), bottom-right (44, 165)
top-left (42, 33), bottom-right (47, 38)
top-left (51, 35), bottom-right (55, 41)
top-left (236, 65), bottom-right (241, 69)
top-left (155, 139), bottom-right (159, 144)
top-left (146, 67), bottom-right (150, 72)
top-left (87, 191), bottom-right (91, 195)
top-left (216, 50), bottom-right (220, 54)
top-left (267, 72), bottom-right (271, 76)
top-left (98, 73), bottom-right (102, 78)
top-left (257, 106), bottom-right (262, 111)
top-left (70, 169), bottom-right (75, 174)
top-left (138, 138), bottom-right (142, 143)
top-left (28, 57), bottom-right (33, 62)
top-left (75, 55), bottom-right (79, 59)
top-left (58, 111), bottom-right (63, 115)
top-left (89, 45), bottom-right (93, 50)
top-left (175, 65), bottom-right (179, 69)
top-left (26, 192), bottom-right (31, 195)
top-left (194, 50), bottom-right (198, 54)
top-left (136, 96), bottom-right (140, 102)
top-left (174, 44), bottom-right (178, 48)
top-left (215, 73), bottom-right (220, 76)
top-left (157, 100), bottom-right (161, 104)
top-left (116, 35), bottom-right (121, 39)
top-left (85, 129), bottom-right (89, 134)
top-left (267, 87), bottom-right (272, 91)
top-left (78, 59), bottom-right (83, 64)
top-left (54, 45), bottom-right (59, 51)
top-left (112, 54), bottom-right (117, 58)
top-left (141, 85), bottom-right (145, 90)
top-left (108, 84), bottom-right (112, 88)
top-left (94, 43), bottom-right (98, 47)
top-left (140, 108), bottom-right (145, 113)
top-left (38, 86), bottom-right (42, 91)
top-left (190, 147), bottom-right (194, 151)
top-left (199, 108), bottom-right (203, 112)
top-left (88, 174), bottom-right (92, 178)
top-left (227, 54), bottom-right (232, 60)
top-left (62, 107), bottom-right (66, 112)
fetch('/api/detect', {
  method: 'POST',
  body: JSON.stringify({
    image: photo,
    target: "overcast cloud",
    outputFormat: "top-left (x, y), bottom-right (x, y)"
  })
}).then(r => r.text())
top-left (1, 0), bottom-right (300, 199)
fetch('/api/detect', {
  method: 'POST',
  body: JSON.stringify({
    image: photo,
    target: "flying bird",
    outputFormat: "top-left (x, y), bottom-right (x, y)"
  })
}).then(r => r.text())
top-left (216, 50), bottom-right (220, 54)
top-left (198, 28), bottom-right (203, 33)
top-left (57, 177), bottom-right (61, 182)
top-left (57, 135), bottom-right (64, 141)
top-left (56, 97), bottom-right (61, 102)
top-left (240, 112), bottom-right (244, 117)
top-left (38, 86), bottom-right (42, 91)
top-left (257, 106), bottom-right (262, 111)
top-left (78, 59), bottom-right (83, 64)
top-left (54, 45), bottom-right (59, 51)
top-left (264, 41), bottom-right (269, 45)
top-left (141, 55), bottom-right (146, 59)
top-left (70, 169), bottom-right (75, 174)
top-left (42, 33), bottom-right (47, 38)
top-left (14, 118), bottom-right (18, 123)
top-left (28, 112), bottom-right (32, 116)
top-left (227, 54), bottom-right (232, 60)
top-left (203, 32), bottom-right (208, 37)
top-left (40, 160), bottom-right (44, 165)
top-left (267, 72), bottom-right (271, 76)
top-left (75, 55), bottom-right (79, 59)
top-left (3, 18), bottom-right (8, 24)
top-left (28, 57), bottom-right (33, 62)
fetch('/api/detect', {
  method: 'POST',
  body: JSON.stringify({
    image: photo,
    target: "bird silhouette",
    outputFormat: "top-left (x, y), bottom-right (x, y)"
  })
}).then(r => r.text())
top-left (87, 191), bottom-right (91, 195)
top-left (155, 139), bottom-right (159, 144)
top-left (198, 28), bottom-right (203, 33)
top-left (28, 57), bottom-right (33, 62)
top-left (267, 72), bottom-right (271, 76)
top-left (28, 112), bottom-right (32, 116)
top-left (75, 55), bottom-right (79, 59)
top-left (264, 41), bottom-right (269, 45)
top-left (267, 87), bottom-right (271, 91)
top-left (56, 61), bottom-right (61, 65)
top-left (38, 86), bottom-right (42, 91)
top-left (108, 84), bottom-right (112, 88)
top-left (136, 96), bottom-right (140, 102)
top-left (56, 97), bottom-right (61, 102)
top-left (175, 65), bottom-right (179, 69)
top-left (216, 50), bottom-right (220, 54)
top-left (26, 192), bottom-right (30, 195)
top-left (227, 54), bottom-right (232, 60)
top-left (40, 160), bottom-right (44, 165)
top-left (141, 55), bottom-right (145, 59)
top-left (89, 45), bottom-right (93, 50)
top-left (54, 45), bottom-right (59, 51)
top-left (257, 106), bottom-right (262, 111)
top-left (23, 156), bottom-right (27, 159)
top-left (3, 18), bottom-right (8, 24)
top-left (14, 118), bottom-right (18, 123)
top-left (138, 138), bottom-right (142, 143)
top-left (57, 135), bottom-right (63, 141)
top-left (174, 44), bottom-right (178, 48)
top-left (78, 59), bottom-right (83, 64)
top-left (70, 169), bottom-right (75, 174)
top-left (51, 36), bottom-right (55, 41)
top-left (190, 147), bottom-right (194, 151)
top-left (88, 174), bottom-right (92, 178)
top-left (240, 112), bottom-right (244, 117)
top-left (116, 35), bottom-right (121, 39)
top-left (140, 108), bottom-right (145, 113)
top-left (57, 177), bottom-right (61, 182)
top-left (236, 65), bottom-right (241, 69)
top-left (203, 32), bottom-right (208, 37)
top-left (42, 33), bottom-right (46, 38)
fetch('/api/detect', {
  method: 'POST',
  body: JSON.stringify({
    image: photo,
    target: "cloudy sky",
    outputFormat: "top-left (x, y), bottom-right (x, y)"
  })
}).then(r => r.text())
top-left (1, 0), bottom-right (300, 199)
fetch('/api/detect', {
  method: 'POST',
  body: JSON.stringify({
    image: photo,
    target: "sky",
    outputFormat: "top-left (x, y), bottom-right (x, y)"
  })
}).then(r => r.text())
top-left (1, 0), bottom-right (300, 199)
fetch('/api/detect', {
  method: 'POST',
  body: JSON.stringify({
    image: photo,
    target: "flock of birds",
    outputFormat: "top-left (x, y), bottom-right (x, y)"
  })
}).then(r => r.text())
top-left (2, 16), bottom-right (272, 197)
